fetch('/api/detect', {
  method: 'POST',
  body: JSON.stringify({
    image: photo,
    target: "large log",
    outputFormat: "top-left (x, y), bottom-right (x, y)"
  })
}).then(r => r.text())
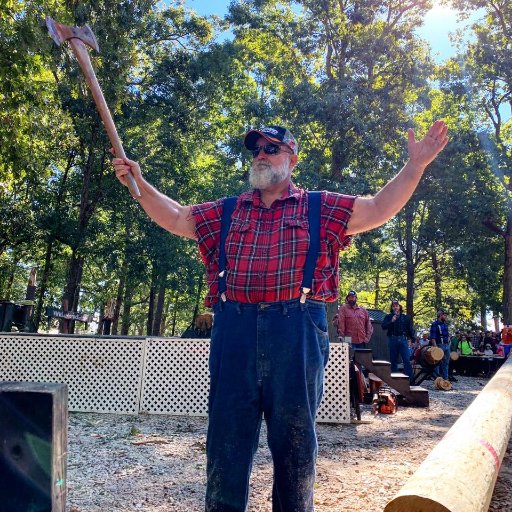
top-left (385, 356), bottom-right (512, 512)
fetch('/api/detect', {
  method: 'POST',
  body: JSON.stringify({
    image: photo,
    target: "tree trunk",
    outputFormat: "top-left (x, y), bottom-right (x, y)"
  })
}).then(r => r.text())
top-left (120, 285), bottom-right (134, 336)
top-left (374, 272), bottom-right (380, 309)
top-left (171, 297), bottom-right (178, 336)
top-left (61, 251), bottom-right (84, 334)
top-left (146, 267), bottom-right (157, 336)
top-left (160, 292), bottom-right (173, 335)
top-left (405, 206), bottom-right (415, 318)
top-left (112, 260), bottom-right (127, 335)
top-left (60, 139), bottom-right (102, 334)
top-left (431, 250), bottom-right (442, 311)
top-left (61, 298), bottom-right (70, 334)
top-left (2, 260), bottom-right (18, 301)
top-left (493, 313), bottom-right (500, 332)
top-left (147, 288), bottom-right (155, 335)
top-left (38, 151), bottom-right (74, 329)
top-left (34, 238), bottom-right (54, 330)
top-left (97, 309), bottom-right (104, 335)
top-left (502, 216), bottom-right (512, 324)
top-left (152, 283), bottom-right (166, 336)
top-left (480, 304), bottom-right (487, 331)
top-left (191, 278), bottom-right (204, 327)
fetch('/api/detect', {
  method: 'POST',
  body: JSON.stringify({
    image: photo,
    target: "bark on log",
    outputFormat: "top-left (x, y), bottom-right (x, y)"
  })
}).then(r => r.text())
top-left (385, 356), bottom-right (512, 512)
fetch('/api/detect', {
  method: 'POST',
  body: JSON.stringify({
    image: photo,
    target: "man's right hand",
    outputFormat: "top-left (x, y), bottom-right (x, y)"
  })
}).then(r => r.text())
top-left (112, 157), bottom-right (142, 188)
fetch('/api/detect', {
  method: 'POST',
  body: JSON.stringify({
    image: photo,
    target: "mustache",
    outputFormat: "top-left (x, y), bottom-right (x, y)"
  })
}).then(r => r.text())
top-left (252, 161), bottom-right (271, 170)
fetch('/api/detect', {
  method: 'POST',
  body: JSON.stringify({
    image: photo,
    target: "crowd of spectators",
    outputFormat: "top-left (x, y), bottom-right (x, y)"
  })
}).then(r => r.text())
top-left (450, 330), bottom-right (505, 356)
top-left (404, 328), bottom-right (509, 381)
top-left (408, 329), bottom-right (508, 360)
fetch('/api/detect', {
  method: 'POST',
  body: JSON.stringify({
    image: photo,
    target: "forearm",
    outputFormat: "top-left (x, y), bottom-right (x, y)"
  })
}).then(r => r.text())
top-left (135, 177), bottom-right (195, 240)
top-left (112, 156), bottom-right (196, 239)
top-left (374, 159), bottom-right (426, 214)
top-left (347, 159), bottom-right (426, 235)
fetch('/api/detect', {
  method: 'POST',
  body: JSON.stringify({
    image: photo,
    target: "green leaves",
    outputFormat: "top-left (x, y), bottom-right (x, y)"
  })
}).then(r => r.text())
top-left (2, 0), bottom-right (511, 331)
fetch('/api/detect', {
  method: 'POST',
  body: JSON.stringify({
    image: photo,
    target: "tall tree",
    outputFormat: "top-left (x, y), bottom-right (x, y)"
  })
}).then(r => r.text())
top-left (450, 0), bottom-right (512, 321)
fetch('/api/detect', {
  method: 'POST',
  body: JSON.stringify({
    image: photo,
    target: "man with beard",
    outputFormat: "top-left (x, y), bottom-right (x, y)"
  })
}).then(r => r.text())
top-left (333, 290), bottom-right (373, 348)
top-left (112, 121), bottom-right (448, 512)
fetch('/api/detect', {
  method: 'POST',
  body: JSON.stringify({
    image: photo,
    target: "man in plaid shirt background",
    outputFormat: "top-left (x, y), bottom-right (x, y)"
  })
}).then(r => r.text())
top-left (113, 120), bottom-right (448, 511)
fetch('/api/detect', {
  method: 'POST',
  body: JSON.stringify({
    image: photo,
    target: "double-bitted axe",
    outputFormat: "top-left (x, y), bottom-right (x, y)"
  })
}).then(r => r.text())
top-left (46, 17), bottom-right (141, 197)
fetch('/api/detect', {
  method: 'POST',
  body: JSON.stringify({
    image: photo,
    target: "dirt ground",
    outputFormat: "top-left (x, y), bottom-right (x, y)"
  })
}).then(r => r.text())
top-left (66, 375), bottom-right (512, 512)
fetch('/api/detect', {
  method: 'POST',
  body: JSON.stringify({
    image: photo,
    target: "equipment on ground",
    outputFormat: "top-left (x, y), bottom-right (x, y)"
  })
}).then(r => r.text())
top-left (434, 376), bottom-right (452, 391)
top-left (410, 345), bottom-right (444, 386)
top-left (0, 382), bottom-right (68, 512)
top-left (375, 385), bottom-right (398, 414)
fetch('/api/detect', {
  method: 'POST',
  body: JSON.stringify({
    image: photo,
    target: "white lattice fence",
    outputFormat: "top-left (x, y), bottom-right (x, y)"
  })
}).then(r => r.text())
top-left (317, 342), bottom-right (350, 423)
top-left (0, 334), bottom-right (145, 413)
top-left (140, 337), bottom-right (210, 416)
top-left (0, 334), bottom-right (349, 423)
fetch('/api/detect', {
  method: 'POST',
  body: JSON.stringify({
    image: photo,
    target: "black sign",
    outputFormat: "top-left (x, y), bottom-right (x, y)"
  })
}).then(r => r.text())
top-left (45, 307), bottom-right (92, 323)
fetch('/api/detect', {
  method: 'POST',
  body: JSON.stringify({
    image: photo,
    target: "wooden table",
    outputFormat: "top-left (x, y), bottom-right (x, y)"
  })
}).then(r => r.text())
top-left (452, 355), bottom-right (506, 377)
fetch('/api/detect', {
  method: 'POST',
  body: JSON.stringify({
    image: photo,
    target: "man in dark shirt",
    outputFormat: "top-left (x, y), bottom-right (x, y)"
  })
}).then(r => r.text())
top-left (382, 299), bottom-right (415, 380)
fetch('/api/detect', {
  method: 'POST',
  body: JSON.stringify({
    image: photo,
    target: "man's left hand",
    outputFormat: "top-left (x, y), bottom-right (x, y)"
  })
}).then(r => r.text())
top-left (407, 120), bottom-right (449, 168)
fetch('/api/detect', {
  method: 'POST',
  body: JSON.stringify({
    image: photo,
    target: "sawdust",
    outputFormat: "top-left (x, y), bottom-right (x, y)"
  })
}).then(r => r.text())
top-left (66, 375), bottom-right (512, 512)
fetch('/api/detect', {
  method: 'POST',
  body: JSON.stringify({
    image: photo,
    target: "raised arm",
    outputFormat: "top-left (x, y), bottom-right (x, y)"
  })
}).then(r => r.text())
top-left (112, 157), bottom-right (196, 240)
top-left (346, 120), bottom-right (448, 235)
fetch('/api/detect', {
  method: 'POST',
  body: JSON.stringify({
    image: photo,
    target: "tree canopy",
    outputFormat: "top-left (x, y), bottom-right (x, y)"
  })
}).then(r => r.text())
top-left (1, 0), bottom-right (510, 335)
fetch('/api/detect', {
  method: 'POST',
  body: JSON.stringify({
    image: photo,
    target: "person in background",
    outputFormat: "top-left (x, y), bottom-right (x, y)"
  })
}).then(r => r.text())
top-left (430, 309), bottom-right (452, 382)
top-left (459, 335), bottom-right (474, 355)
top-left (448, 330), bottom-right (461, 381)
top-left (450, 330), bottom-right (460, 353)
top-left (420, 331), bottom-right (430, 347)
top-left (410, 336), bottom-right (420, 357)
top-left (333, 290), bottom-right (373, 349)
top-left (488, 331), bottom-right (499, 352)
top-left (382, 299), bottom-right (415, 381)
top-left (483, 343), bottom-right (494, 356)
top-left (476, 331), bottom-right (485, 352)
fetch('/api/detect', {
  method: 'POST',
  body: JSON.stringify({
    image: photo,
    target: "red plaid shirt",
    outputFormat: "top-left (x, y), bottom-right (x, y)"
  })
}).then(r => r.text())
top-left (192, 184), bottom-right (355, 306)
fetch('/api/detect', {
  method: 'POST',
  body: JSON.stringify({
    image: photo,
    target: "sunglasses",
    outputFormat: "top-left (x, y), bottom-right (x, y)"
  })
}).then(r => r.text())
top-left (250, 143), bottom-right (292, 158)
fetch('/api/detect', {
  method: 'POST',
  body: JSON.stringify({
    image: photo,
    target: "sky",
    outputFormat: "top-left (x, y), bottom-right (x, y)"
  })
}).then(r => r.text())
top-left (183, 1), bottom-right (480, 63)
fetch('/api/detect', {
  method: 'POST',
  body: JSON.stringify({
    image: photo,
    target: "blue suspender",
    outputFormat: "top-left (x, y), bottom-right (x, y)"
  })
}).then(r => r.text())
top-left (300, 191), bottom-right (321, 303)
top-left (218, 192), bottom-right (322, 302)
top-left (218, 196), bottom-right (237, 301)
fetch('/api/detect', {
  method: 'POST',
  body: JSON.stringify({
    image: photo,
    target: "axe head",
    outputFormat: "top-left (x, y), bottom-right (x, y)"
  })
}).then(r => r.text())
top-left (46, 16), bottom-right (99, 52)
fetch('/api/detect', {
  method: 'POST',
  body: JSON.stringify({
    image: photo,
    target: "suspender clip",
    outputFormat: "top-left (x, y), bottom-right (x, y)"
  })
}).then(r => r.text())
top-left (300, 287), bottom-right (310, 304)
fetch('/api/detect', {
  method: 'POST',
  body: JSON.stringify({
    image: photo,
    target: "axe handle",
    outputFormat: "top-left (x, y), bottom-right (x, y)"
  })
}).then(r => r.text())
top-left (68, 38), bottom-right (141, 198)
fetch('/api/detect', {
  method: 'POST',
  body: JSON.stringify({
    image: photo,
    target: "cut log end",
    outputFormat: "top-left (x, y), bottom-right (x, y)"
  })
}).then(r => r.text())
top-left (384, 495), bottom-right (451, 512)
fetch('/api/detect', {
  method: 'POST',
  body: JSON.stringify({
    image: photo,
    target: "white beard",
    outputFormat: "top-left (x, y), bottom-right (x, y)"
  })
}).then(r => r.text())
top-left (249, 159), bottom-right (290, 190)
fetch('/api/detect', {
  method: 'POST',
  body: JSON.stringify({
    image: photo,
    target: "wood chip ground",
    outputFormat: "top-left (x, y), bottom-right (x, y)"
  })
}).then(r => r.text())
top-left (66, 375), bottom-right (512, 511)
